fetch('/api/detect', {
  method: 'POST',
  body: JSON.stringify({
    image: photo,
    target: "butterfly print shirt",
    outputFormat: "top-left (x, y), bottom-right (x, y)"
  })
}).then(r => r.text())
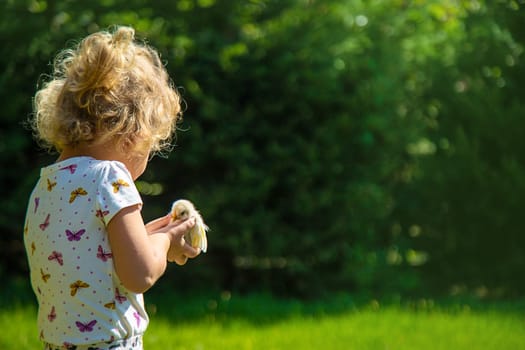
top-left (24, 157), bottom-right (149, 346)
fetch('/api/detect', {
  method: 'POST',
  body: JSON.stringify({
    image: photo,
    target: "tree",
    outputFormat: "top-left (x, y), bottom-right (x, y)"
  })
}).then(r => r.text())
top-left (404, 0), bottom-right (525, 295)
top-left (3, 0), bottom-right (522, 298)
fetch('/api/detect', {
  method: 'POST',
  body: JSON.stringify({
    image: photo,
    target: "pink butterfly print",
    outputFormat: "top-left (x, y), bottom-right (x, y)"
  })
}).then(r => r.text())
top-left (96, 209), bottom-right (109, 217)
top-left (65, 229), bottom-right (86, 241)
top-left (133, 311), bottom-right (141, 327)
top-left (34, 197), bottom-right (40, 213)
top-left (115, 288), bottom-right (127, 304)
top-left (96, 245), bottom-right (112, 262)
top-left (39, 214), bottom-right (50, 231)
top-left (59, 164), bottom-right (77, 174)
top-left (48, 251), bottom-right (64, 266)
top-left (95, 209), bottom-right (109, 220)
top-left (48, 306), bottom-right (56, 322)
top-left (75, 319), bottom-right (97, 332)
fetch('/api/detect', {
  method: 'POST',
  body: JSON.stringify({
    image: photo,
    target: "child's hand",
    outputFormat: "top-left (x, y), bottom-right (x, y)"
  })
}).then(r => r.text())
top-left (146, 214), bottom-right (201, 265)
top-left (145, 214), bottom-right (173, 234)
top-left (166, 217), bottom-right (201, 265)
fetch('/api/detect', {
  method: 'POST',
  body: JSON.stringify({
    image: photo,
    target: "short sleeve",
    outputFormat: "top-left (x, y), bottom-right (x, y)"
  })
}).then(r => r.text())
top-left (95, 161), bottom-right (143, 226)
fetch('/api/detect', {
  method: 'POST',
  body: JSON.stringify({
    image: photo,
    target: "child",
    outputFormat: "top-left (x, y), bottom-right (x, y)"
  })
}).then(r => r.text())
top-left (23, 26), bottom-right (201, 350)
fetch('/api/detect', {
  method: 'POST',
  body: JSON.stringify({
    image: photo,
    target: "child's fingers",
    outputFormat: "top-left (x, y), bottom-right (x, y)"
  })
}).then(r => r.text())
top-left (184, 245), bottom-right (200, 258)
top-left (145, 214), bottom-right (171, 231)
top-left (169, 245), bottom-right (200, 265)
top-left (169, 217), bottom-right (196, 232)
top-left (172, 255), bottom-right (188, 265)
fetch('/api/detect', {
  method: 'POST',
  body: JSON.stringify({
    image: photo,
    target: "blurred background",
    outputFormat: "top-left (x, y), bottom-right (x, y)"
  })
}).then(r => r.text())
top-left (1, 0), bottom-right (524, 301)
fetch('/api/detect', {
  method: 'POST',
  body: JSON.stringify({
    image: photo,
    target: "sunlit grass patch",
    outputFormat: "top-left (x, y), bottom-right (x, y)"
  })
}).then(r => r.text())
top-left (1, 290), bottom-right (524, 350)
top-left (0, 304), bottom-right (40, 349)
top-left (144, 302), bottom-right (525, 350)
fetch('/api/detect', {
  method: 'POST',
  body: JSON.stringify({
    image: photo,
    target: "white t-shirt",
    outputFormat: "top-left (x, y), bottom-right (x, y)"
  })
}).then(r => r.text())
top-left (24, 157), bottom-right (149, 347)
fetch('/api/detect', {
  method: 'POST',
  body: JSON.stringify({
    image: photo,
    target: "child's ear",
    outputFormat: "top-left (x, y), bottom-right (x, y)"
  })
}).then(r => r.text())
top-left (131, 135), bottom-right (153, 156)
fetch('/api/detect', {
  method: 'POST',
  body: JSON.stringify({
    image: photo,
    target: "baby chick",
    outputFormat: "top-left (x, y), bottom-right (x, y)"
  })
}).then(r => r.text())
top-left (171, 199), bottom-right (209, 253)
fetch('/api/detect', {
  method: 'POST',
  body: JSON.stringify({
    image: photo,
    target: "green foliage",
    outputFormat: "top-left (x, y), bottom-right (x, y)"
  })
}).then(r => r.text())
top-left (1, 0), bottom-right (524, 298)
top-left (400, 1), bottom-right (525, 294)
top-left (153, 0), bottom-right (433, 296)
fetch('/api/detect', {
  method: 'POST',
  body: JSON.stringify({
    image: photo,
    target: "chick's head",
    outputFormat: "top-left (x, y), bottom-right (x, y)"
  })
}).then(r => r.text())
top-left (171, 199), bottom-right (195, 221)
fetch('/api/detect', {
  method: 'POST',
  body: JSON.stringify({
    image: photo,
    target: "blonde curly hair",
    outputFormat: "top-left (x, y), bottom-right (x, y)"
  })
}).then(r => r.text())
top-left (31, 26), bottom-right (182, 156)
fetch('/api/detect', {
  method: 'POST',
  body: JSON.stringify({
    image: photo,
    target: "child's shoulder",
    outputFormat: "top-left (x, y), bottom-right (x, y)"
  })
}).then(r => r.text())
top-left (42, 156), bottom-right (131, 179)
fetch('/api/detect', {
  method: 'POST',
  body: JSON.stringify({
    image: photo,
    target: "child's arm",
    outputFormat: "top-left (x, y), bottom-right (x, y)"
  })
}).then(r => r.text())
top-left (107, 204), bottom-right (197, 293)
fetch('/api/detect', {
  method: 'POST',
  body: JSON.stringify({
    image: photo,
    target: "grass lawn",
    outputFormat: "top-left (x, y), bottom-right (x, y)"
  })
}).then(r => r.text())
top-left (1, 286), bottom-right (524, 350)
top-left (146, 307), bottom-right (524, 350)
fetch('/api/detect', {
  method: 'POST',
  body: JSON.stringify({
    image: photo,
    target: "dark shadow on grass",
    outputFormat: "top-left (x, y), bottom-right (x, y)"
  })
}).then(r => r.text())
top-left (145, 289), bottom-right (365, 326)
top-left (145, 284), bottom-right (525, 327)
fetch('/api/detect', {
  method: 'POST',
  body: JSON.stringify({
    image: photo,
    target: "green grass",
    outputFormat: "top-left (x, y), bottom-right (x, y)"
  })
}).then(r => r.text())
top-left (1, 284), bottom-right (524, 350)
top-left (146, 308), bottom-right (524, 350)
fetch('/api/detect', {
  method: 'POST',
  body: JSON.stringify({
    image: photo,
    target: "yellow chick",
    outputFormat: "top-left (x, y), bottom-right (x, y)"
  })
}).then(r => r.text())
top-left (171, 199), bottom-right (209, 253)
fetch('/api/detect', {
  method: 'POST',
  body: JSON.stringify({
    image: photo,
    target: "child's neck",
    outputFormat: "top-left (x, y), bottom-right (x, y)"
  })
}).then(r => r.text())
top-left (57, 142), bottom-right (147, 181)
top-left (58, 143), bottom-right (114, 163)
